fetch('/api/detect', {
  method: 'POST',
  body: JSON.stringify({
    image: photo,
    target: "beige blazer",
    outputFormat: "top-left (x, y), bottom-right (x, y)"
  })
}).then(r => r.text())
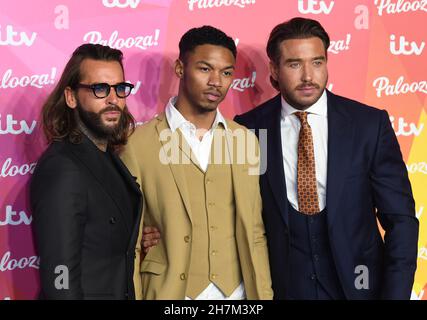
top-left (120, 113), bottom-right (273, 300)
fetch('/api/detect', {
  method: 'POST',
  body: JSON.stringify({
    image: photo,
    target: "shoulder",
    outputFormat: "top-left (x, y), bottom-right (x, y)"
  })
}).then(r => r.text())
top-left (329, 91), bottom-right (387, 118)
top-left (128, 114), bottom-right (164, 144)
top-left (34, 141), bottom-right (79, 172)
top-left (234, 94), bottom-right (281, 128)
top-left (31, 141), bottom-right (86, 190)
top-left (226, 119), bottom-right (257, 135)
top-left (225, 119), bottom-right (260, 149)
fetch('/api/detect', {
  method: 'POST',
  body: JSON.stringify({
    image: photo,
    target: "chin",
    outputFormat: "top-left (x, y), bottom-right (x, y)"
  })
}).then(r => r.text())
top-left (101, 121), bottom-right (120, 131)
top-left (198, 103), bottom-right (218, 113)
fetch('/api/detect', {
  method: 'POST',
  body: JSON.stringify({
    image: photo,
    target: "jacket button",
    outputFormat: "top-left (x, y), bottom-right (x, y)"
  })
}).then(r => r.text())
top-left (184, 236), bottom-right (191, 243)
top-left (109, 217), bottom-right (117, 224)
top-left (310, 274), bottom-right (317, 280)
top-left (180, 273), bottom-right (186, 280)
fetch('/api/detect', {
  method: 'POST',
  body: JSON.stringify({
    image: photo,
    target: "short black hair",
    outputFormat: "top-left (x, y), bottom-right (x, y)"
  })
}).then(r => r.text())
top-left (179, 25), bottom-right (237, 62)
top-left (266, 17), bottom-right (330, 90)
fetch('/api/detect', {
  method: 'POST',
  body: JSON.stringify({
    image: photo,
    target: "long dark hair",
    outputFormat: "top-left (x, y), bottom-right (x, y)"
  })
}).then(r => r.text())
top-left (266, 17), bottom-right (330, 91)
top-left (41, 43), bottom-right (135, 149)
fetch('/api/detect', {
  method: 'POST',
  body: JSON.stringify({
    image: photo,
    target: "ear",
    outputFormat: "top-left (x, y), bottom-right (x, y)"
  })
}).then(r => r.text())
top-left (175, 59), bottom-right (184, 79)
top-left (64, 86), bottom-right (77, 109)
top-left (269, 61), bottom-right (279, 82)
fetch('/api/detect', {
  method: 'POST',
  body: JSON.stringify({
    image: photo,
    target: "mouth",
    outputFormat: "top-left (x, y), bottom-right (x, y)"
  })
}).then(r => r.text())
top-left (102, 111), bottom-right (121, 121)
top-left (296, 85), bottom-right (318, 95)
top-left (204, 91), bottom-right (222, 102)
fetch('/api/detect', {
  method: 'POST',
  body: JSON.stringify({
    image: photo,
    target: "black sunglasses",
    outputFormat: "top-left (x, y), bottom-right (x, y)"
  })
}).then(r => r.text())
top-left (75, 82), bottom-right (134, 98)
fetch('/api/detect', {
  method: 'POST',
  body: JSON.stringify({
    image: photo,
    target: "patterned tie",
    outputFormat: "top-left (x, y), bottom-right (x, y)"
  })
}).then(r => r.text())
top-left (294, 112), bottom-right (320, 215)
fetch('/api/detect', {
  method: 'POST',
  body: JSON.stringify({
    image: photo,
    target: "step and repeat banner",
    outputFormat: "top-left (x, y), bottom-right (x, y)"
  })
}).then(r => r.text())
top-left (0, 0), bottom-right (426, 299)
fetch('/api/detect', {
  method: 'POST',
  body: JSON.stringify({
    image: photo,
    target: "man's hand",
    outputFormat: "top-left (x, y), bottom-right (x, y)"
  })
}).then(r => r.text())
top-left (141, 226), bottom-right (160, 259)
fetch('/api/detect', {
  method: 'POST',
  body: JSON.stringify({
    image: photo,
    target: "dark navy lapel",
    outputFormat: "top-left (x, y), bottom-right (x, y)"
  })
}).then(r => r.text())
top-left (263, 94), bottom-right (289, 227)
top-left (326, 90), bottom-right (354, 228)
top-left (68, 136), bottom-right (134, 232)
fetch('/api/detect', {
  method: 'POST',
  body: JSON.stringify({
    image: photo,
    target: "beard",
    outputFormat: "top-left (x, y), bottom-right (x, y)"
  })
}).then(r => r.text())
top-left (76, 101), bottom-right (124, 141)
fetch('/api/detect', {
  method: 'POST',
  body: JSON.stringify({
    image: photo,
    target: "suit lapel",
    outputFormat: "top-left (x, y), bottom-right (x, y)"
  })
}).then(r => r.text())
top-left (264, 95), bottom-right (289, 227)
top-left (175, 129), bottom-right (204, 172)
top-left (109, 150), bottom-right (143, 250)
top-left (109, 150), bottom-right (142, 197)
top-left (326, 91), bottom-right (354, 228)
top-left (69, 136), bottom-right (135, 232)
top-left (155, 114), bottom-right (194, 224)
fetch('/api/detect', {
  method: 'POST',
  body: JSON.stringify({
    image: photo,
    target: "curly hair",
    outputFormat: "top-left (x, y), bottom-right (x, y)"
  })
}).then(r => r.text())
top-left (179, 25), bottom-right (237, 62)
top-left (266, 17), bottom-right (330, 91)
top-left (41, 43), bottom-right (135, 150)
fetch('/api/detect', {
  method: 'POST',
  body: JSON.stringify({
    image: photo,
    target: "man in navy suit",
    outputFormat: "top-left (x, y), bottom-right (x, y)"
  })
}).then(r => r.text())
top-left (234, 17), bottom-right (418, 300)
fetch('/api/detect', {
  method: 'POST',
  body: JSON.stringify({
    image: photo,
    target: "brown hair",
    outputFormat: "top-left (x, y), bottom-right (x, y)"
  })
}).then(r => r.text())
top-left (41, 43), bottom-right (135, 149)
top-left (266, 17), bottom-right (330, 90)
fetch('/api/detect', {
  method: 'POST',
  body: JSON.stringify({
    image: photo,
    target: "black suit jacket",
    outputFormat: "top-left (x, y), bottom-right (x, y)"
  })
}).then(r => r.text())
top-left (234, 90), bottom-right (419, 300)
top-left (31, 136), bottom-right (142, 300)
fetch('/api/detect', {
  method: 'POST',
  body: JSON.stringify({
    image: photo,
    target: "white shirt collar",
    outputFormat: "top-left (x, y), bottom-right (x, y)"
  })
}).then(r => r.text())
top-left (281, 90), bottom-right (328, 119)
top-left (165, 96), bottom-right (228, 132)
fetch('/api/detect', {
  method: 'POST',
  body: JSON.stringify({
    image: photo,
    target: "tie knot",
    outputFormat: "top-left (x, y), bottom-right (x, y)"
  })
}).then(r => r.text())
top-left (294, 111), bottom-right (308, 124)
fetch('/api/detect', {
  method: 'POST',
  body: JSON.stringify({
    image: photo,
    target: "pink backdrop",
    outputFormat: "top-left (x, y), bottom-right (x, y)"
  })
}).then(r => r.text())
top-left (1, 0), bottom-right (426, 299)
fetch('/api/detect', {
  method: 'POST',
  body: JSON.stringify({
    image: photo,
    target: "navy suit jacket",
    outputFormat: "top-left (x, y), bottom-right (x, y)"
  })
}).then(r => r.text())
top-left (234, 90), bottom-right (418, 300)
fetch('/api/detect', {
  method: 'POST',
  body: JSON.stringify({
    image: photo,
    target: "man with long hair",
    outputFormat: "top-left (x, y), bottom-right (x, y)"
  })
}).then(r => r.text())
top-left (31, 44), bottom-right (143, 299)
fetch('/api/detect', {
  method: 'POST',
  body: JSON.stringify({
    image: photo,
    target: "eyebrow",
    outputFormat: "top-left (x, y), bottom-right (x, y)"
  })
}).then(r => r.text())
top-left (284, 56), bottom-right (326, 63)
top-left (196, 60), bottom-right (235, 70)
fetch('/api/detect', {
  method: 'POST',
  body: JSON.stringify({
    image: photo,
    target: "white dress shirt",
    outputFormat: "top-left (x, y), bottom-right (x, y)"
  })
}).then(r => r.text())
top-left (280, 91), bottom-right (328, 212)
top-left (165, 96), bottom-right (246, 300)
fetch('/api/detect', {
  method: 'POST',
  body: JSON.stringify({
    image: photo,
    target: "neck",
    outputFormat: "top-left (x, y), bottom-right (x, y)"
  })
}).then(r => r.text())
top-left (174, 97), bottom-right (217, 131)
top-left (75, 113), bottom-right (108, 152)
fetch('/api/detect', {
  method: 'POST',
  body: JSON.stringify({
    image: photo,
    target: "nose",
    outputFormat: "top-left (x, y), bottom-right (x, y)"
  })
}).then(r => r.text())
top-left (208, 71), bottom-right (222, 87)
top-left (301, 64), bottom-right (313, 83)
top-left (105, 86), bottom-right (119, 105)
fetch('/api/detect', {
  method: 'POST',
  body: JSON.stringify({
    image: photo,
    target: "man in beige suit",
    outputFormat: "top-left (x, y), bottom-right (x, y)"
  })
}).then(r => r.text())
top-left (121, 26), bottom-right (273, 300)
